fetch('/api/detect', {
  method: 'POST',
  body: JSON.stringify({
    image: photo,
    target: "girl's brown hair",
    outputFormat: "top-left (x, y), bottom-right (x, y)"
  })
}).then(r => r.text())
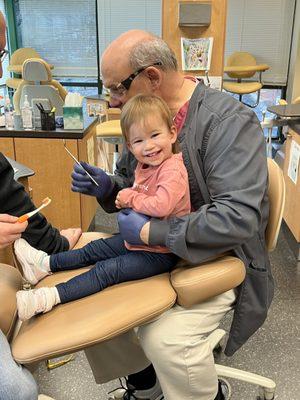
top-left (120, 94), bottom-right (174, 142)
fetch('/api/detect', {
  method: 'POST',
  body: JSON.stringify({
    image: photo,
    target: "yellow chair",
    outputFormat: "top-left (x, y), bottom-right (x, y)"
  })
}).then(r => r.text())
top-left (278, 96), bottom-right (300, 105)
top-left (6, 48), bottom-right (54, 90)
top-left (96, 119), bottom-right (123, 173)
top-left (0, 160), bottom-right (284, 400)
top-left (223, 52), bottom-right (269, 108)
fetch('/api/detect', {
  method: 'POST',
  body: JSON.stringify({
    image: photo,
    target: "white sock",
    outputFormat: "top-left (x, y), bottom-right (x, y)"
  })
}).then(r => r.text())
top-left (53, 287), bottom-right (61, 305)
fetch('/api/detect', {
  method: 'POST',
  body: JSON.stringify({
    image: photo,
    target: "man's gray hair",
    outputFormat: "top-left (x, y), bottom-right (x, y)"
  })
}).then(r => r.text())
top-left (129, 36), bottom-right (178, 71)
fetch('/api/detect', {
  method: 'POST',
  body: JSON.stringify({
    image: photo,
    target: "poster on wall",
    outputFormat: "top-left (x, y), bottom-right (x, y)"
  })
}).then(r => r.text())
top-left (181, 37), bottom-right (213, 71)
top-left (288, 140), bottom-right (300, 184)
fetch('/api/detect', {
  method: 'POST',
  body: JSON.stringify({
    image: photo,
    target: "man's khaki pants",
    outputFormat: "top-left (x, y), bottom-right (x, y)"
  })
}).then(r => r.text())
top-left (85, 289), bottom-right (236, 400)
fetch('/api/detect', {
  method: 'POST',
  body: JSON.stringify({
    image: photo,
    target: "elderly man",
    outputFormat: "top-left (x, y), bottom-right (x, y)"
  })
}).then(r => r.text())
top-left (72, 30), bottom-right (271, 400)
top-left (0, 11), bottom-right (81, 400)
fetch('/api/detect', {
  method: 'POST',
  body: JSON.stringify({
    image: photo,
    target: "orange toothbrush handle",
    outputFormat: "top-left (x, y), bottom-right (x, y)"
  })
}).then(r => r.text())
top-left (17, 214), bottom-right (29, 223)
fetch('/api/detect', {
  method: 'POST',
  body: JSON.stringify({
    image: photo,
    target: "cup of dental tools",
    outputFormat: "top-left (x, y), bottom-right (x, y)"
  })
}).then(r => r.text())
top-left (37, 103), bottom-right (56, 131)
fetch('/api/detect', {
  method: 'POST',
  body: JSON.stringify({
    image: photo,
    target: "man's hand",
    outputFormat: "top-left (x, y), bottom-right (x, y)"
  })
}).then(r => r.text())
top-left (0, 214), bottom-right (28, 249)
top-left (117, 209), bottom-right (150, 245)
top-left (71, 162), bottom-right (113, 200)
top-left (60, 228), bottom-right (82, 249)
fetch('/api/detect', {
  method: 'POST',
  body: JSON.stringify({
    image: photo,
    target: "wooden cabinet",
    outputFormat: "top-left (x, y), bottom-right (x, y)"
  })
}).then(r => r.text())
top-left (283, 129), bottom-right (300, 243)
top-left (0, 122), bottom-right (98, 232)
top-left (0, 138), bottom-right (15, 159)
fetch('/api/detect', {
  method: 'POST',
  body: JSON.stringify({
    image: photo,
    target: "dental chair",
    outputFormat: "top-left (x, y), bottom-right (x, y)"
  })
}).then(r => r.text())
top-left (223, 52), bottom-right (269, 108)
top-left (6, 47), bottom-right (42, 91)
top-left (0, 159), bottom-right (284, 400)
top-left (13, 58), bottom-right (67, 116)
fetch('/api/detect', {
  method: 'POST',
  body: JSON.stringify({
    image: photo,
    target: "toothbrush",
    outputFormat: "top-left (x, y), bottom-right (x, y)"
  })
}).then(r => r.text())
top-left (17, 197), bottom-right (52, 223)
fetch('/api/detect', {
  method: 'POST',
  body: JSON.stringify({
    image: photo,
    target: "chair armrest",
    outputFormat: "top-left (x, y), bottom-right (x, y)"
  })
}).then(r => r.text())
top-left (0, 263), bottom-right (23, 340)
top-left (171, 256), bottom-right (245, 308)
top-left (224, 64), bottom-right (269, 73)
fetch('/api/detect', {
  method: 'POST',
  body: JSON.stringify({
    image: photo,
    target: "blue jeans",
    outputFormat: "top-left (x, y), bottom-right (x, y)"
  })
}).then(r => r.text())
top-left (50, 234), bottom-right (178, 304)
top-left (0, 330), bottom-right (38, 400)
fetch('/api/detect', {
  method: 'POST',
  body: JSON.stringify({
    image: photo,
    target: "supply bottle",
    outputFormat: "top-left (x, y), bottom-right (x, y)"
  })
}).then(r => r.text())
top-left (4, 96), bottom-right (14, 130)
top-left (21, 95), bottom-right (33, 130)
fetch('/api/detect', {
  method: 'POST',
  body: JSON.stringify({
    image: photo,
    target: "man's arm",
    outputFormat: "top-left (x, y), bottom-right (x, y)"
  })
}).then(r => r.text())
top-left (149, 111), bottom-right (268, 264)
top-left (0, 153), bottom-right (69, 254)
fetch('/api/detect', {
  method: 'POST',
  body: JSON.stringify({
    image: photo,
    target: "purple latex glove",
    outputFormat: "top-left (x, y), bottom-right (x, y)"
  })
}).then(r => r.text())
top-left (71, 162), bottom-right (113, 199)
top-left (117, 208), bottom-right (150, 245)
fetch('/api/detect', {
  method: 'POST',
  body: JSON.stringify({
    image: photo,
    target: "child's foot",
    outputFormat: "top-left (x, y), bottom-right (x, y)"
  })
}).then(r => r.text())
top-left (14, 238), bottom-right (51, 285)
top-left (16, 287), bottom-right (60, 321)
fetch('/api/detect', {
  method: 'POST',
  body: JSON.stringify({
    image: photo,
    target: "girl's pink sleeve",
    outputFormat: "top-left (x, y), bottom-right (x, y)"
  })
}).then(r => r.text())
top-left (118, 170), bottom-right (187, 217)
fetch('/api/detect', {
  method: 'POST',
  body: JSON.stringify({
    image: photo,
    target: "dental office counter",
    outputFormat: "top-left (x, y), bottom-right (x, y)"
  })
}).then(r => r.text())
top-left (0, 117), bottom-right (99, 232)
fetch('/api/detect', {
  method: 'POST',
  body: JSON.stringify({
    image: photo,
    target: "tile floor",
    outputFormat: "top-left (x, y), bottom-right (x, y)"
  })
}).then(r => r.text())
top-left (34, 209), bottom-right (300, 400)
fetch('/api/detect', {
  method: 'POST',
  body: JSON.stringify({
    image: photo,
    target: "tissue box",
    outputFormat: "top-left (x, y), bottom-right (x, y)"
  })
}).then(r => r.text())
top-left (63, 107), bottom-right (84, 130)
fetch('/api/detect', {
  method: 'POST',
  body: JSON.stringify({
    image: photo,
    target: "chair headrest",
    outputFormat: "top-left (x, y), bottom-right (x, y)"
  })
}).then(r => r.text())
top-left (23, 58), bottom-right (52, 82)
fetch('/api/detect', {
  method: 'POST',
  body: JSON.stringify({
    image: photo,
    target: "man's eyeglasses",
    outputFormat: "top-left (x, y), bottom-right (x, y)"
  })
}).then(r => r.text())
top-left (107, 62), bottom-right (162, 97)
top-left (0, 49), bottom-right (9, 62)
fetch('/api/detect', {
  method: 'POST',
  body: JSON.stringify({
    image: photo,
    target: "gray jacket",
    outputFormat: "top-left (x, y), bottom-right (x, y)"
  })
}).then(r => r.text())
top-left (100, 82), bottom-right (273, 356)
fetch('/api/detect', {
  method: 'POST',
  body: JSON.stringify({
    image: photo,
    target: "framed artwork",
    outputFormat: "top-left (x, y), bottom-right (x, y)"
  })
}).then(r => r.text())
top-left (181, 37), bottom-right (214, 71)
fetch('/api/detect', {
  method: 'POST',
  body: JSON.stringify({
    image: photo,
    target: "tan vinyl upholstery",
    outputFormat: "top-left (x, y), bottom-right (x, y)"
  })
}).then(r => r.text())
top-left (0, 159), bottom-right (284, 365)
top-left (96, 119), bottom-right (122, 138)
top-left (265, 159), bottom-right (285, 251)
top-left (5, 77), bottom-right (22, 90)
top-left (171, 256), bottom-right (245, 308)
top-left (13, 58), bottom-right (67, 115)
top-left (279, 96), bottom-right (300, 106)
top-left (223, 52), bottom-right (269, 107)
top-left (13, 271), bottom-right (176, 364)
top-left (8, 48), bottom-right (42, 71)
top-left (0, 263), bottom-right (23, 340)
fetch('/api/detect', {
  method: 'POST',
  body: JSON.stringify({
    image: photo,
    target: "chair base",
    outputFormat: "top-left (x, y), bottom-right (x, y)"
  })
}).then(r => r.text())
top-left (239, 89), bottom-right (261, 108)
top-left (208, 329), bottom-right (276, 400)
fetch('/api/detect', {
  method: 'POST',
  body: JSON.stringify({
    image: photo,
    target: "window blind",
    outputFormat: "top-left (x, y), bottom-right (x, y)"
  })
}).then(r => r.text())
top-left (225, 0), bottom-right (295, 85)
top-left (97, 0), bottom-right (162, 59)
top-left (15, 0), bottom-right (97, 77)
top-left (0, 0), bottom-right (9, 86)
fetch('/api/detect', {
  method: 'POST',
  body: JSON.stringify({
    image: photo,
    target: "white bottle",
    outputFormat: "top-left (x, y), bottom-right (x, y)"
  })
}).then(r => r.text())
top-left (21, 95), bottom-right (33, 130)
top-left (4, 96), bottom-right (14, 130)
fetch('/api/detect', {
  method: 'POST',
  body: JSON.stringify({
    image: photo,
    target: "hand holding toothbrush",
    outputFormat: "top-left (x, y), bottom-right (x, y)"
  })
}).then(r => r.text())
top-left (0, 214), bottom-right (28, 249)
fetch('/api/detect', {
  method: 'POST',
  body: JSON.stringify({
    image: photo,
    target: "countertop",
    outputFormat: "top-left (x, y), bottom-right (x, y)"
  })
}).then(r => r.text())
top-left (0, 115), bottom-right (99, 140)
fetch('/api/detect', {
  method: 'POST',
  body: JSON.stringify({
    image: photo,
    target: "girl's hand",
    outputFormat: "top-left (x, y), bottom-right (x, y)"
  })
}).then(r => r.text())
top-left (115, 190), bottom-right (130, 209)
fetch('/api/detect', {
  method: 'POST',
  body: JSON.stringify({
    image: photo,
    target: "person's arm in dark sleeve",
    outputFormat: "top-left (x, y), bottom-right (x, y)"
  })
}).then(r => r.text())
top-left (98, 145), bottom-right (137, 213)
top-left (0, 154), bottom-right (69, 254)
top-left (149, 109), bottom-right (268, 264)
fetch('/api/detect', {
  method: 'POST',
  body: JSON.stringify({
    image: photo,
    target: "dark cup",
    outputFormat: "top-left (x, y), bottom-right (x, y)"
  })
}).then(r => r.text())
top-left (40, 111), bottom-right (56, 131)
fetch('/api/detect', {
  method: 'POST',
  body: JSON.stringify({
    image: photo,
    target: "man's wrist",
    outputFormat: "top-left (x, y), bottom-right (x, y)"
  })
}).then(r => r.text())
top-left (140, 221), bottom-right (150, 244)
top-left (149, 219), bottom-right (169, 246)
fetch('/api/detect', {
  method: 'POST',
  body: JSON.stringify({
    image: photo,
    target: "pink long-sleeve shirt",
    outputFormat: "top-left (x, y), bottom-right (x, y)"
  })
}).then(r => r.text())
top-left (118, 153), bottom-right (191, 253)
